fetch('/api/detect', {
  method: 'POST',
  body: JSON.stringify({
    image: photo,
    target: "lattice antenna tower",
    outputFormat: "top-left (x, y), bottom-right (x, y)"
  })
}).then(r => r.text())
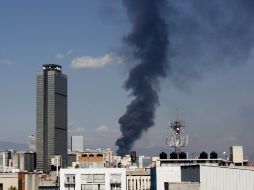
top-left (166, 112), bottom-right (188, 159)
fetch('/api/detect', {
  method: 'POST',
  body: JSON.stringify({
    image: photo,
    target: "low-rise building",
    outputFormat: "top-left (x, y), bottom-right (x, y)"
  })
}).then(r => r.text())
top-left (78, 154), bottom-right (104, 168)
top-left (0, 173), bottom-right (18, 190)
top-left (11, 152), bottom-right (36, 172)
top-left (181, 165), bottom-right (254, 190)
top-left (68, 149), bottom-right (114, 168)
top-left (151, 157), bottom-right (230, 190)
top-left (60, 168), bottom-right (126, 190)
top-left (126, 168), bottom-right (150, 190)
top-left (151, 166), bottom-right (181, 190)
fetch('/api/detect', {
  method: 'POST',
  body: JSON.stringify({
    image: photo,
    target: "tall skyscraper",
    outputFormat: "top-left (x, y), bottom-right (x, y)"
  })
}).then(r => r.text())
top-left (71, 136), bottom-right (84, 152)
top-left (36, 64), bottom-right (67, 172)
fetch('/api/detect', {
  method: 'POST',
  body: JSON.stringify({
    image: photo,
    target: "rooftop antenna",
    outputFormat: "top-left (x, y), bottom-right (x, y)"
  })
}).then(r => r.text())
top-left (166, 110), bottom-right (188, 159)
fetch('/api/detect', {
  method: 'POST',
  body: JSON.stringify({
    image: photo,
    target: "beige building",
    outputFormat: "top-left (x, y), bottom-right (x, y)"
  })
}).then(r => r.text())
top-left (0, 173), bottom-right (18, 190)
top-left (68, 149), bottom-right (114, 168)
top-left (127, 169), bottom-right (151, 190)
top-left (0, 172), bottom-right (59, 190)
top-left (78, 154), bottom-right (104, 168)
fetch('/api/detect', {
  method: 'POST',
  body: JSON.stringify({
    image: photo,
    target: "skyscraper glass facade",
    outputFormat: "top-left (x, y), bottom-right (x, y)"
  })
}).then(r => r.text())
top-left (36, 64), bottom-right (67, 172)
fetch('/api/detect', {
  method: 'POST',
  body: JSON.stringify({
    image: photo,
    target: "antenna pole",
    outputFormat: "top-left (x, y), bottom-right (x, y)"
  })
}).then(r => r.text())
top-left (166, 113), bottom-right (188, 159)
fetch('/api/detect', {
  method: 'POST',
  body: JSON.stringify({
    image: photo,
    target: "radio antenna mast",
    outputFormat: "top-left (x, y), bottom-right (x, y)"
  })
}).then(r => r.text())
top-left (166, 111), bottom-right (188, 159)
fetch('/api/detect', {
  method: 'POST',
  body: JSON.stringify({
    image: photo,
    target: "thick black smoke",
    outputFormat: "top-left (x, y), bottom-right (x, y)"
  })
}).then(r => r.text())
top-left (115, 0), bottom-right (254, 156)
top-left (116, 0), bottom-right (169, 156)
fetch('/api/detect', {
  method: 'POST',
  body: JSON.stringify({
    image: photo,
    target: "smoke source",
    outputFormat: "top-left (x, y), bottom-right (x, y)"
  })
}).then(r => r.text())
top-left (116, 0), bottom-right (169, 156)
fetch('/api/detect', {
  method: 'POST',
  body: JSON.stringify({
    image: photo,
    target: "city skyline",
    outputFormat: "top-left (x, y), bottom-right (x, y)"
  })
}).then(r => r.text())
top-left (0, 0), bottom-right (254, 159)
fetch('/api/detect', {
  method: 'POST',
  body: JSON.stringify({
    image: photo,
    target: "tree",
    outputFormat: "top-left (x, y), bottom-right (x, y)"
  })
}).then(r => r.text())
top-left (8, 186), bottom-right (17, 190)
top-left (75, 163), bottom-right (79, 168)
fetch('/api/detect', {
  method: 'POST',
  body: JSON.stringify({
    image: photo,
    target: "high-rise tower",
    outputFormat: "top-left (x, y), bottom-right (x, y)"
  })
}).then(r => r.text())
top-left (36, 64), bottom-right (67, 172)
top-left (71, 136), bottom-right (84, 152)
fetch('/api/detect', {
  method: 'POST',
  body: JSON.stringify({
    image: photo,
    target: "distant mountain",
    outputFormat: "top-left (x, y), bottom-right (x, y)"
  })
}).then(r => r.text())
top-left (0, 141), bottom-right (27, 151)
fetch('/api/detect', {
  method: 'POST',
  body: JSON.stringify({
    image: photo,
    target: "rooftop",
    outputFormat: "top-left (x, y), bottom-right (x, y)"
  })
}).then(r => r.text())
top-left (43, 64), bottom-right (62, 72)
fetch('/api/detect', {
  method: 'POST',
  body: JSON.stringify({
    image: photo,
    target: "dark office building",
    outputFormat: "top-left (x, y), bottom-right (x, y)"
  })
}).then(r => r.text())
top-left (36, 64), bottom-right (67, 172)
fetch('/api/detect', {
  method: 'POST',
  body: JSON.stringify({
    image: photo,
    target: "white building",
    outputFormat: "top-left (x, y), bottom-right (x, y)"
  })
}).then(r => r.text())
top-left (0, 151), bottom-right (12, 173)
top-left (180, 165), bottom-right (254, 190)
top-left (151, 166), bottom-right (181, 190)
top-left (71, 136), bottom-right (84, 152)
top-left (230, 146), bottom-right (244, 165)
top-left (60, 168), bottom-right (126, 190)
top-left (151, 158), bottom-right (230, 190)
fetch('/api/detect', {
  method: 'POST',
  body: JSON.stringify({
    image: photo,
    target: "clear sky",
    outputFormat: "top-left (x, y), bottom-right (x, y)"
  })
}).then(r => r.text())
top-left (1, 0), bottom-right (254, 159)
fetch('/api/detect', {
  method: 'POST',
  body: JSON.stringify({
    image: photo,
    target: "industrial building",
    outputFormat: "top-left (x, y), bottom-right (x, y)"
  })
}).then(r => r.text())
top-left (36, 64), bottom-right (68, 172)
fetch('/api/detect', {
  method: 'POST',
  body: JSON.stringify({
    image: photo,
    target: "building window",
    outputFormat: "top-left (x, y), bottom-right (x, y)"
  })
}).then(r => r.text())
top-left (93, 174), bottom-right (105, 183)
top-left (64, 184), bottom-right (75, 190)
top-left (128, 179), bottom-right (131, 189)
top-left (110, 174), bottom-right (121, 190)
top-left (81, 174), bottom-right (93, 183)
top-left (110, 174), bottom-right (121, 183)
top-left (164, 182), bottom-right (169, 190)
top-left (110, 183), bottom-right (121, 190)
top-left (81, 184), bottom-right (93, 190)
top-left (81, 184), bottom-right (105, 190)
top-left (65, 174), bottom-right (75, 184)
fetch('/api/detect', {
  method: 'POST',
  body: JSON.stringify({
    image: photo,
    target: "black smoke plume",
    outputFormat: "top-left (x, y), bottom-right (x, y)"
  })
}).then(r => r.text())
top-left (115, 0), bottom-right (254, 156)
top-left (116, 0), bottom-right (169, 156)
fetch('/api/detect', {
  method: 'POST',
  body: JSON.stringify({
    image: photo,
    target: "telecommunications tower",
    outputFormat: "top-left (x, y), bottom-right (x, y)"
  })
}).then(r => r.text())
top-left (166, 114), bottom-right (188, 159)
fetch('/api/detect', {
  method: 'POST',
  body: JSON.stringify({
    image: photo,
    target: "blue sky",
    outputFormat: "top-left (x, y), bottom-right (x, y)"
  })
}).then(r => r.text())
top-left (1, 0), bottom-right (254, 159)
top-left (0, 0), bottom-right (131, 146)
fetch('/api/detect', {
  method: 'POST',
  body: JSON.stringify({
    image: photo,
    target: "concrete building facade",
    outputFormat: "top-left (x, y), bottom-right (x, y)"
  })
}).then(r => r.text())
top-left (126, 169), bottom-right (150, 190)
top-left (36, 64), bottom-right (68, 172)
top-left (151, 166), bottom-right (181, 190)
top-left (0, 173), bottom-right (18, 190)
top-left (60, 168), bottom-right (126, 190)
top-left (230, 146), bottom-right (244, 165)
top-left (181, 165), bottom-right (254, 190)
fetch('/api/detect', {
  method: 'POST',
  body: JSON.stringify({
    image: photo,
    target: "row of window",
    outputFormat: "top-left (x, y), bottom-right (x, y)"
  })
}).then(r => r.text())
top-left (64, 174), bottom-right (122, 190)
top-left (65, 184), bottom-right (121, 190)
top-left (65, 174), bottom-right (122, 184)
top-left (127, 178), bottom-right (151, 189)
